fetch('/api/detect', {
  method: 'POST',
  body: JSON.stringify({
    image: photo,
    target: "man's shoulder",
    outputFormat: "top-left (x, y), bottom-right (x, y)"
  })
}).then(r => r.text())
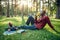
top-left (44, 15), bottom-right (48, 18)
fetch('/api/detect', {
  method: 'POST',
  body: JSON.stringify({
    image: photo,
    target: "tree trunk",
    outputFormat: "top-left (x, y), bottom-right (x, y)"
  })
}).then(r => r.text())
top-left (0, 0), bottom-right (2, 16)
top-left (21, 5), bottom-right (25, 25)
top-left (14, 0), bottom-right (17, 17)
top-left (56, 6), bottom-right (60, 19)
top-left (56, 0), bottom-right (60, 19)
top-left (11, 0), bottom-right (14, 17)
top-left (36, 0), bottom-right (38, 13)
top-left (7, 0), bottom-right (10, 17)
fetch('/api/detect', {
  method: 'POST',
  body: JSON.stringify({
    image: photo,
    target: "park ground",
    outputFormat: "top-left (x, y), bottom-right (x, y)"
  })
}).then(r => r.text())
top-left (0, 16), bottom-right (60, 40)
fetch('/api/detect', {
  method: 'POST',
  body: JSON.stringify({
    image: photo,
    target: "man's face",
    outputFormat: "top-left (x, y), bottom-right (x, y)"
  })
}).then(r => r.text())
top-left (40, 11), bottom-right (46, 16)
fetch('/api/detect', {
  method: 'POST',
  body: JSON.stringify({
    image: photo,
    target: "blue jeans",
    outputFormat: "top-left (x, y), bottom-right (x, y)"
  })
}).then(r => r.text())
top-left (5, 27), bottom-right (17, 31)
top-left (26, 16), bottom-right (34, 25)
top-left (18, 25), bottom-right (37, 30)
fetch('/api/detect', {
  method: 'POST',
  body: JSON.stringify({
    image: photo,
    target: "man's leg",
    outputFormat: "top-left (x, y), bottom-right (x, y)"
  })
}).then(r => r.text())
top-left (18, 25), bottom-right (37, 30)
top-left (26, 16), bottom-right (34, 25)
top-left (31, 19), bottom-right (34, 25)
top-left (26, 17), bottom-right (31, 25)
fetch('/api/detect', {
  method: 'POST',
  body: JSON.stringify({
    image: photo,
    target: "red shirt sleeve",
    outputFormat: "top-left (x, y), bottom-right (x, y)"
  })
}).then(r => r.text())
top-left (46, 17), bottom-right (54, 29)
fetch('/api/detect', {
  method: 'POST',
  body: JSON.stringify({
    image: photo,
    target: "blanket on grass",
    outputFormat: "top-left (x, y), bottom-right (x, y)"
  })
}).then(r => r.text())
top-left (3, 29), bottom-right (25, 35)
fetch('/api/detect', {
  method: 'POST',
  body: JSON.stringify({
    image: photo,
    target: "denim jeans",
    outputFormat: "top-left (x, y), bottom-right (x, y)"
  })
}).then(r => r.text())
top-left (18, 25), bottom-right (37, 30)
top-left (26, 16), bottom-right (34, 25)
top-left (5, 27), bottom-right (16, 31)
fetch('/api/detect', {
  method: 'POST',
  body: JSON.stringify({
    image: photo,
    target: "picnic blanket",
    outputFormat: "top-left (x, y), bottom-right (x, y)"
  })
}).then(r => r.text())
top-left (3, 29), bottom-right (25, 35)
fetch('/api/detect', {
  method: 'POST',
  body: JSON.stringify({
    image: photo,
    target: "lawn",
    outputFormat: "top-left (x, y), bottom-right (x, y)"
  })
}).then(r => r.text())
top-left (0, 16), bottom-right (60, 40)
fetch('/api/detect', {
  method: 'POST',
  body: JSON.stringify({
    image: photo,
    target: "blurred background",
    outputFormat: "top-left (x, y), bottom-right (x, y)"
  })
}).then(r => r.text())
top-left (0, 0), bottom-right (59, 18)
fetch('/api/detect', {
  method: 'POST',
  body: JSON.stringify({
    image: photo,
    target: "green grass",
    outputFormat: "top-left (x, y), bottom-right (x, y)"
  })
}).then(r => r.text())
top-left (0, 16), bottom-right (60, 40)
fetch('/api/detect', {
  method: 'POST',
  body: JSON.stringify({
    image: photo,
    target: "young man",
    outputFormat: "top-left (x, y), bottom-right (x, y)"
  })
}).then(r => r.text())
top-left (5, 22), bottom-right (18, 31)
top-left (19, 11), bottom-right (56, 31)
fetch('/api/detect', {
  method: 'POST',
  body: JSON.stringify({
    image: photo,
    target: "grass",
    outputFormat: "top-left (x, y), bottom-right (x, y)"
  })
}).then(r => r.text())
top-left (0, 16), bottom-right (60, 40)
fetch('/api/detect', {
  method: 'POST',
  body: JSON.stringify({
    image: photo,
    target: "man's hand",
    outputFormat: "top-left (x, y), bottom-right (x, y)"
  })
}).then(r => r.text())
top-left (35, 15), bottom-right (37, 18)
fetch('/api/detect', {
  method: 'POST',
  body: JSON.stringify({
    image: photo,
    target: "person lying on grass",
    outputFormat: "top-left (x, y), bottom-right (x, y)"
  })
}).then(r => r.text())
top-left (5, 11), bottom-right (58, 33)
top-left (18, 10), bottom-right (59, 33)
top-left (5, 22), bottom-right (18, 31)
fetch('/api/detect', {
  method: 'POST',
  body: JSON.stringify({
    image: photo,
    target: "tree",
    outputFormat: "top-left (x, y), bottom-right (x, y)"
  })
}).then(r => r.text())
top-left (0, 0), bottom-right (2, 16)
top-left (56, 0), bottom-right (60, 19)
top-left (14, 0), bottom-right (18, 17)
top-left (36, 0), bottom-right (38, 13)
top-left (7, 0), bottom-right (10, 17)
top-left (11, 0), bottom-right (14, 17)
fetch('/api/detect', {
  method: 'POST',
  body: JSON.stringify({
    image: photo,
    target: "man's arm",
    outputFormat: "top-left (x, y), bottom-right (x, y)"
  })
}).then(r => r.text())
top-left (34, 15), bottom-right (42, 23)
top-left (46, 17), bottom-right (57, 31)
top-left (34, 15), bottom-right (37, 23)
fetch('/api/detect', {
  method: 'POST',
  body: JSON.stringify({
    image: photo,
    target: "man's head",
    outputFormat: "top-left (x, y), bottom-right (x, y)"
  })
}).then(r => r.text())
top-left (40, 10), bottom-right (46, 16)
top-left (9, 22), bottom-right (13, 27)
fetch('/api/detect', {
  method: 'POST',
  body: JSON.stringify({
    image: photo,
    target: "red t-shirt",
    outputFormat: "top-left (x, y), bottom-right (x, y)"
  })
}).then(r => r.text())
top-left (34, 16), bottom-right (54, 29)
